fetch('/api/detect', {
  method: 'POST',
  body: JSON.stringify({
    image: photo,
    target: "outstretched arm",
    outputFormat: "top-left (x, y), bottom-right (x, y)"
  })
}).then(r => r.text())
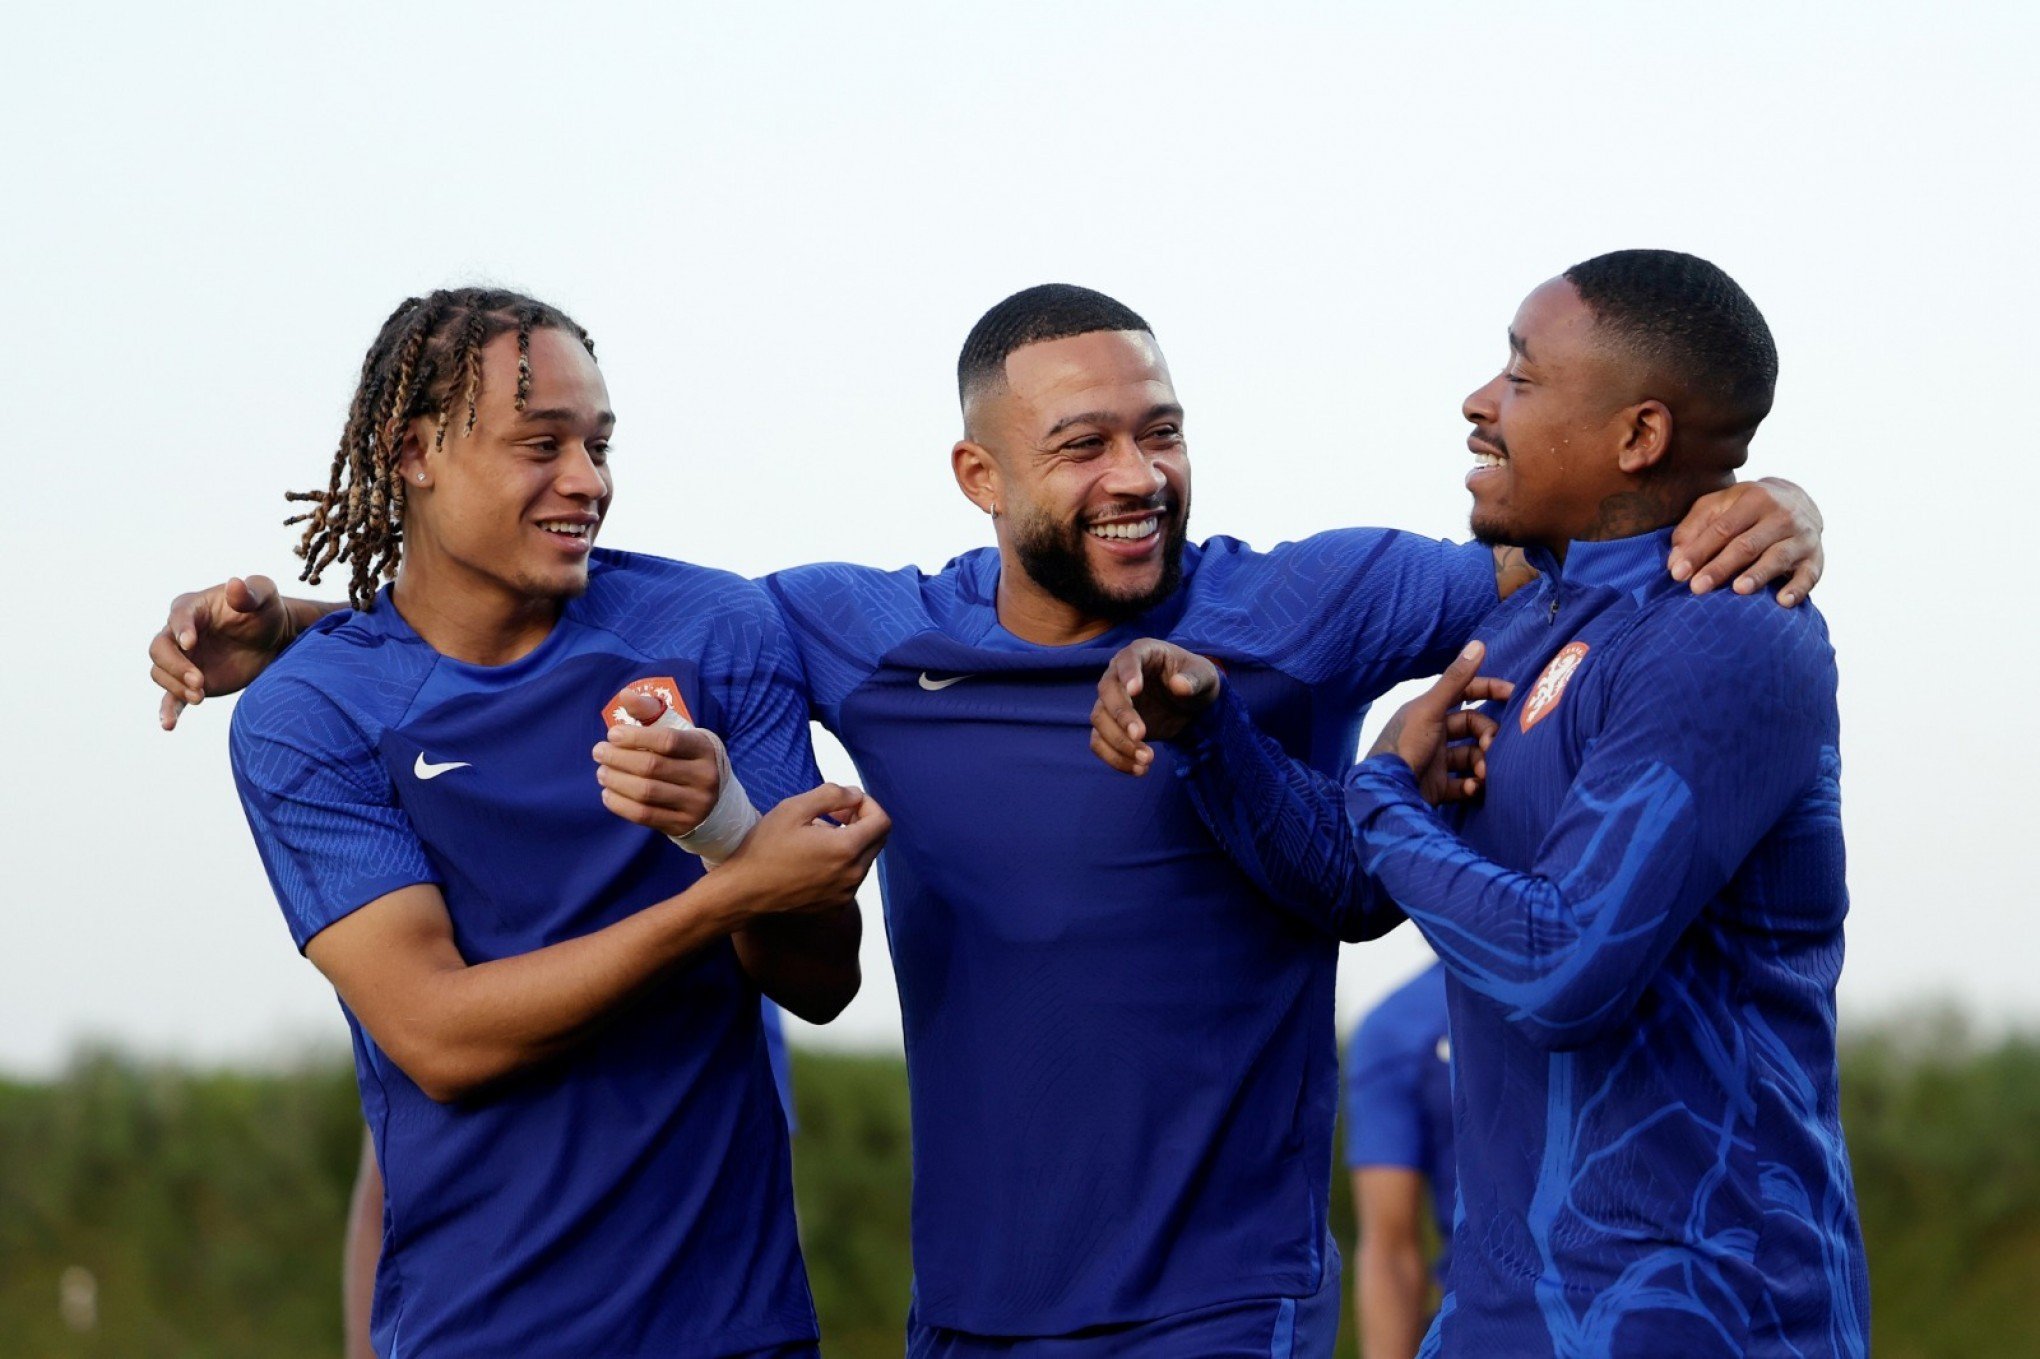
top-left (1090, 639), bottom-right (1500, 942)
top-left (150, 576), bottom-right (342, 728)
top-left (1352, 629), bottom-right (1829, 1049)
top-left (305, 784), bottom-right (886, 1103)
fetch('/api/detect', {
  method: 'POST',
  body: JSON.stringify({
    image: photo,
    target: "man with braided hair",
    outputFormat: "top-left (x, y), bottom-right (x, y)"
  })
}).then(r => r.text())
top-left (212, 286), bottom-right (886, 1358)
top-left (154, 282), bottom-right (1827, 1357)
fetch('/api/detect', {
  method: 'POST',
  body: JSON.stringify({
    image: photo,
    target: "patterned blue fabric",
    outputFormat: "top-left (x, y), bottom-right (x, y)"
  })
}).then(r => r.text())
top-left (1344, 962), bottom-right (1455, 1265)
top-left (1176, 528), bottom-right (1867, 1358)
top-left (765, 530), bottom-right (1496, 1335)
top-left (230, 549), bottom-right (822, 1358)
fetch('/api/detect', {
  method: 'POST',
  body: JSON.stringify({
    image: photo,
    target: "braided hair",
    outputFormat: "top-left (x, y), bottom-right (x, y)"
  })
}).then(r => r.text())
top-left (285, 288), bottom-right (597, 609)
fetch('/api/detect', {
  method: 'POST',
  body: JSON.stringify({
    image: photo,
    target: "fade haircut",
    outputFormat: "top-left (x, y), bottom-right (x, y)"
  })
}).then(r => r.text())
top-left (956, 284), bottom-right (1152, 410)
top-left (285, 288), bottom-right (597, 610)
top-left (1564, 249), bottom-right (1778, 437)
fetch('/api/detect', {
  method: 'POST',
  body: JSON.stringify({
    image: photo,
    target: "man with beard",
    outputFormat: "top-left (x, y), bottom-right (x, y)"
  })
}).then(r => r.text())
top-left (151, 284), bottom-right (1825, 1356)
top-left (1087, 254), bottom-right (1867, 1356)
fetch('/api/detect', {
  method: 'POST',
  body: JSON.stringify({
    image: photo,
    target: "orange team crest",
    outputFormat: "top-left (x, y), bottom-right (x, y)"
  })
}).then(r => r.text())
top-left (599, 676), bottom-right (693, 729)
top-left (1519, 642), bottom-right (1589, 733)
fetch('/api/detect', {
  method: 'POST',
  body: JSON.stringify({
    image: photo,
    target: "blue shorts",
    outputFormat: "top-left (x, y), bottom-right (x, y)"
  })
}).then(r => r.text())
top-left (904, 1263), bottom-right (1339, 1359)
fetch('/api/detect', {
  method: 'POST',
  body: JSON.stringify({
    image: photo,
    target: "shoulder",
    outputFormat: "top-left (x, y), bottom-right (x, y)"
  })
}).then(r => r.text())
top-left (765, 549), bottom-right (998, 646)
top-left (1616, 587), bottom-right (1837, 700)
top-left (231, 626), bottom-right (419, 791)
top-left (580, 547), bottom-right (777, 634)
top-left (235, 607), bottom-right (429, 738)
top-left (1190, 527), bottom-right (1476, 584)
top-left (765, 548), bottom-right (994, 614)
top-left (1352, 969), bottom-right (1447, 1067)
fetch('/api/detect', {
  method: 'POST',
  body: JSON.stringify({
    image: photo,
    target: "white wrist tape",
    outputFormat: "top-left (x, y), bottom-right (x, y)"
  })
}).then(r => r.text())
top-left (647, 711), bottom-right (759, 865)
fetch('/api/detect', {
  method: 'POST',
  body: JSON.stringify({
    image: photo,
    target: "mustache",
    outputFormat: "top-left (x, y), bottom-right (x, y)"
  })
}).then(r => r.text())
top-left (1079, 493), bottom-right (1178, 527)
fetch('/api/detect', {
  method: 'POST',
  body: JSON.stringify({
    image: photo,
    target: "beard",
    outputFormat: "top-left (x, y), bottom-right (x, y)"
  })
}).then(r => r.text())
top-left (1467, 429), bottom-right (1517, 547)
top-left (1009, 494), bottom-right (1190, 626)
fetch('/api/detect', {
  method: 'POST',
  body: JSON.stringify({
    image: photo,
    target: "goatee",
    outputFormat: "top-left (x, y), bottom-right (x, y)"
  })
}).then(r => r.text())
top-left (1011, 498), bottom-right (1189, 625)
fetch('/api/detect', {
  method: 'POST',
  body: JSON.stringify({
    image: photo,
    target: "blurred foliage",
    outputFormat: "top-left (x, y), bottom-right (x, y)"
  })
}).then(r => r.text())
top-left (0, 1017), bottom-right (2035, 1357)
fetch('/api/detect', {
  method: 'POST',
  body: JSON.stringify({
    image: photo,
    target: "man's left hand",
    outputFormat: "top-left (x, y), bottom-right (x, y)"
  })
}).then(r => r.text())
top-left (1669, 477), bottom-right (1823, 606)
top-left (1373, 642), bottom-right (1513, 806)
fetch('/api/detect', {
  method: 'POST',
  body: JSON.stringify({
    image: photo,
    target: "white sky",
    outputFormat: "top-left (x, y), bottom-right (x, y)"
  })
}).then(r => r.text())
top-left (2, 1), bottom-right (2034, 1075)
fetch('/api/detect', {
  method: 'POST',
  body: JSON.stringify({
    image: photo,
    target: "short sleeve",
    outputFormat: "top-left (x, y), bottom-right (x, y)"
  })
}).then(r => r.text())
top-left (1344, 1004), bottom-right (1427, 1170)
top-left (762, 561), bottom-right (930, 727)
top-left (229, 678), bottom-right (438, 951)
top-left (703, 583), bottom-right (826, 812)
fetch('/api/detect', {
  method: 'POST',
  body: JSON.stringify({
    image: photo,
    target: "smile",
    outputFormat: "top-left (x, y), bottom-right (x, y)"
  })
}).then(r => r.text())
top-left (1087, 516), bottom-right (1160, 542)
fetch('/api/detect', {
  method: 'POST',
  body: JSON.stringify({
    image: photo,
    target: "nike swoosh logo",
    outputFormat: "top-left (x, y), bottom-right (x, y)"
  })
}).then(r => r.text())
top-left (917, 672), bottom-right (973, 691)
top-left (413, 754), bottom-right (472, 780)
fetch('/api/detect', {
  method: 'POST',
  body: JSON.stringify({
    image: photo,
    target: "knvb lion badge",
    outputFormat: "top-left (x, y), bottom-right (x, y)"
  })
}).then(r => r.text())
top-left (600, 676), bottom-right (693, 730)
top-left (1519, 642), bottom-right (1588, 733)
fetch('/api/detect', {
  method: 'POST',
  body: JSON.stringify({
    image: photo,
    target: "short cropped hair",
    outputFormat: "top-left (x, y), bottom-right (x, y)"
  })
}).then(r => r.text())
top-left (957, 284), bottom-right (1152, 407)
top-left (1564, 249), bottom-right (1777, 433)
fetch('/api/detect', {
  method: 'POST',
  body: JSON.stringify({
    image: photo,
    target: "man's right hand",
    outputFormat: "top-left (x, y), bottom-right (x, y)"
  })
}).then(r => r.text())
top-left (150, 576), bottom-right (305, 729)
top-left (1090, 638), bottom-right (1223, 776)
top-left (715, 784), bottom-right (891, 918)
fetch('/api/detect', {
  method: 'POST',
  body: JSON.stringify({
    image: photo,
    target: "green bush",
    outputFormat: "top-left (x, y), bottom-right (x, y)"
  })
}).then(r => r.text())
top-left (0, 1020), bottom-right (2034, 1357)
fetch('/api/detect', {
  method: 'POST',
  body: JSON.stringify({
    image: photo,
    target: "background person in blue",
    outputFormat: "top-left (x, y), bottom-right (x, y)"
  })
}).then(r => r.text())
top-left (151, 285), bottom-right (1826, 1358)
top-left (1345, 961), bottom-right (1453, 1359)
top-left (1091, 253), bottom-right (1868, 1357)
top-left (223, 289), bottom-right (887, 1358)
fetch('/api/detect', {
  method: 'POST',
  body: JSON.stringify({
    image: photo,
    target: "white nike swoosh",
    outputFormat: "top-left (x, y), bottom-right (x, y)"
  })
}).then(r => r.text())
top-left (917, 672), bottom-right (973, 691)
top-left (413, 754), bottom-right (472, 780)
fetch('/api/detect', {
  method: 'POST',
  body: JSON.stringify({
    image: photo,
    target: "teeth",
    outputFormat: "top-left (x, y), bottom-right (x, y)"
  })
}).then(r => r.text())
top-left (540, 522), bottom-right (591, 537)
top-left (1087, 516), bottom-right (1160, 541)
top-left (1472, 453), bottom-right (1504, 469)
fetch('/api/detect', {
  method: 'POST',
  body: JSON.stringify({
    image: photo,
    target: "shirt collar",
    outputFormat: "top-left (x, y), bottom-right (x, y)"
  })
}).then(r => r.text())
top-left (1524, 526), bottom-right (1676, 596)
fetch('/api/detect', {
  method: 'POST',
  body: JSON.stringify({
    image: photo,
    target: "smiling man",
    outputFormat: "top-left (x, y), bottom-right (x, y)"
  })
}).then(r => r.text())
top-left (153, 283), bottom-right (1826, 1358)
top-left (221, 288), bottom-right (884, 1358)
top-left (1092, 254), bottom-right (1868, 1356)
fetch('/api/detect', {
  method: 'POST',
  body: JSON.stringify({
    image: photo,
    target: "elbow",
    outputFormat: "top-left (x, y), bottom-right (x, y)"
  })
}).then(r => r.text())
top-left (407, 1057), bottom-right (488, 1105)
top-left (381, 1032), bottom-right (502, 1105)
top-left (776, 963), bottom-right (861, 1026)
top-left (1339, 901), bottom-right (1408, 944)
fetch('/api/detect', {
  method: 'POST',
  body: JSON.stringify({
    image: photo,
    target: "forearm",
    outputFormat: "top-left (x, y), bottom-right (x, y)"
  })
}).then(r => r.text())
top-left (367, 873), bottom-right (756, 1101)
top-left (1174, 688), bottom-right (1402, 942)
top-left (733, 904), bottom-right (862, 1023)
top-left (285, 595), bottom-right (346, 638)
top-left (1357, 1240), bottom-right (1431, 1359)
top-left (1343, 754), bottom-right (1696, 1048)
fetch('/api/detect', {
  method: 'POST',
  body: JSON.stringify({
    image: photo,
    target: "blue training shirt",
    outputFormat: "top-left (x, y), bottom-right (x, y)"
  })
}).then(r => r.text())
top-left (1176, 528), bottom-right (1869, 1358)
top-left (230, 549), bottom-right (822, 1359)
top-left (765, 530), bottom-right (1496, 1335)
top-left (1344, 962), bottom-right (1455, 1266)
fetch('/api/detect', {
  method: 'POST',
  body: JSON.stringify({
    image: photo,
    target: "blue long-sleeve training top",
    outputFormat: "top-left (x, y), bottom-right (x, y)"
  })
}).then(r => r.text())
top-left (1177, 527), bottom-right (1869, 1358)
